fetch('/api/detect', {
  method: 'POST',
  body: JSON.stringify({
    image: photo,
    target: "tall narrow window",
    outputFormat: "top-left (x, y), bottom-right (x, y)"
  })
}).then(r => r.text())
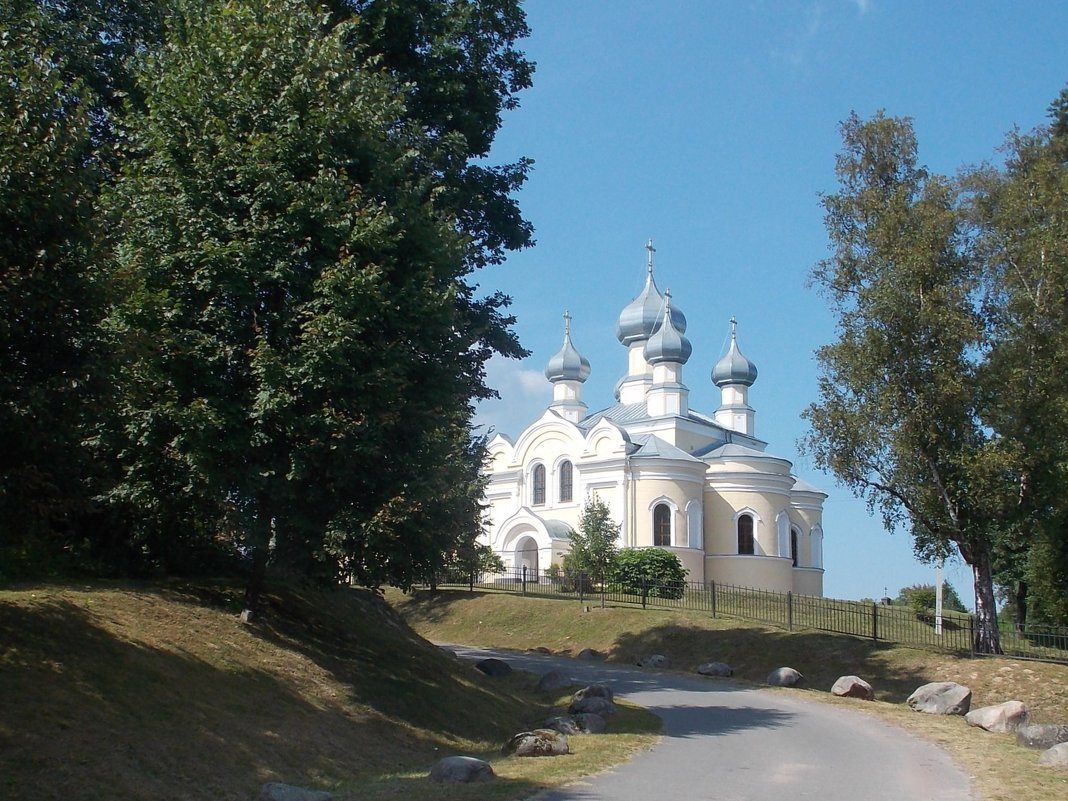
top-left (737, 514), bottom-right (754, 555)
top-left (532, 464), bottom-right (546, 506)
top-left (559, 460), bottom-right (573, 503)
top-left (791, 528), bottom-right (800, 567)
top-left (653, 504), bottom-right (671, 546)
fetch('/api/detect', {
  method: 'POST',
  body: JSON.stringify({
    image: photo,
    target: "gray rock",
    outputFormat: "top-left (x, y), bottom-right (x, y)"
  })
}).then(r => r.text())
top-left (475, 657), bottom-right (512, 677)
top-left (429, 756), bottom-right (495, 783)
top-left (258, 783), bottom-right (332, 801)
top-left (534, 669), bottom-right (572, 693)
top-left (696, 661), bottom-right (733, 678)
top-left (906, 682), bottom-right (972, 715)
top-left (577, 648), bottom-right (605, 661)
top-left (1039, 742), bottom-right (1068, 769)
top-left (568, 695), bottom-right (617, 716)
top-left (542, 713), bottom-right (608, 735)
top-left (965, 700), bottom-right (1030, 733)
top-left (572, 683), bottom-right (614, 702)
top-left (502, 728), bottom-right (569, 757)
top-left (1017, 723), bottom-right (1068, 750)
top-left (830, 675), bottom-right (874, 700)
top-left (637, 653), bottom-right (670, 669)
top-left (766, 667), bottom-right (803, 687)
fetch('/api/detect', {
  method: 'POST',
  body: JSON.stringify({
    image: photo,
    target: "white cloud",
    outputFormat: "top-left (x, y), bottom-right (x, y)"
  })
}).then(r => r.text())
top-left (473, 355), bottom-right (550, 438)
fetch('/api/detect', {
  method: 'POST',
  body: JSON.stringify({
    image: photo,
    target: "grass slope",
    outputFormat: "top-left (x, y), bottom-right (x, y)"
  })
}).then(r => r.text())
top-left (0, 581), bottom-right (658, 801)
top-left (389, 588), bottom-right (1068, 801)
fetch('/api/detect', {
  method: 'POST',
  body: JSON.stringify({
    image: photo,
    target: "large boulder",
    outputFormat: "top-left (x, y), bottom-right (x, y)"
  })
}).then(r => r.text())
top-left (577, 648), bottom-right (606, 661)
top-left (766, 667), bottom-right (803, 687)
top-left (906, 682), bottom-right (972, 715)
top-left (696, 661), bottom-right (733, 678)
top-left (1039, 742), bottom-right (1068, 769)
top-left (542, 713), bottom-right (608, 735)
top-left (1017, 723), bottom-right (1068, 750)
top-left (502, 729), bottom-right (569, 757)
top-left (258, 784), bottom-right (332, 801)
top-left (429, 756), bottom-right (495, 783)
top-left (636, 654), bottom-right (670, 669)
top-left (830, 675), bottom-right (874, 700)
top-left (475, 658), bottom-right (512, 677)
top-left (965, 700), bottom-right (1030, 733)
top-left (534, 670), bottom-right (572, 693)
top-left (568, 695), bottom-right (616, 716)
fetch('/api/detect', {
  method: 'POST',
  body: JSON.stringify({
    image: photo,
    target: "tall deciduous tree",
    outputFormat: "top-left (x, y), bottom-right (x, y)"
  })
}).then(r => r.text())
top-left (563, 498), bottom-right (620, 590)
top-left (803, 112), bottom-right (1008, 653)
top-left (106, 0), bottom-right (531, 612)
top-left (966, 88), bottom-right (1068, 626)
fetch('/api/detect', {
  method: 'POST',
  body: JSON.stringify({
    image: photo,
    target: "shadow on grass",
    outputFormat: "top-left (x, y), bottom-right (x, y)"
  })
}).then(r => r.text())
top-left (0, 594), bottom-right (433, 801)
top-left (608, 623), bottom-right (938, 703)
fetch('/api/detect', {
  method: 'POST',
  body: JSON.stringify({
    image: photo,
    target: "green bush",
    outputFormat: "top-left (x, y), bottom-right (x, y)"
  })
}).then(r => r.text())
top-left (897, 582), bottom-right (967, 621)
top-left (608, 548), bottom-right (686, 600)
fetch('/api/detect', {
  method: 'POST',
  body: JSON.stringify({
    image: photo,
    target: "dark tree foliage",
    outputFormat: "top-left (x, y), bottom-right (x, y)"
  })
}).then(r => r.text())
top-left (105, 0), bottom-right (531, 611)
top-left (608, 548), bottom-right (686, 600)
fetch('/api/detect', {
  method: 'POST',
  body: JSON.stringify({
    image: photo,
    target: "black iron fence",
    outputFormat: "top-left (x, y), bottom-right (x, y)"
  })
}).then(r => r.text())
top-left (433, 566), bottom-right (1068, 665)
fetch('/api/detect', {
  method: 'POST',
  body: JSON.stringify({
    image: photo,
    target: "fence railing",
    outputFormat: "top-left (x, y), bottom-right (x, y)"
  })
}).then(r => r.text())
top-left (431, 566), bottom-right (1068, 664)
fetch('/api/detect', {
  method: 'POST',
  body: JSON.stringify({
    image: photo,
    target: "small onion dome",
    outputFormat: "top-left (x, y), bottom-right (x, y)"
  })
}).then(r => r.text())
top-left (644, 295), bottom-right (691, 365)
top-left (616, 240), bottom-right (687, 345)
top-left (712, 317), bottom-right (758, 387)
top-left (545, 311), bottom-right (591, 382)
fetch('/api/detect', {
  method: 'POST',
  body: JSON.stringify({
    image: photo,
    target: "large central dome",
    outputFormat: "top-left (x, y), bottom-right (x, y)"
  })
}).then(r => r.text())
top-left (615, 241), bottom-right (687, 346)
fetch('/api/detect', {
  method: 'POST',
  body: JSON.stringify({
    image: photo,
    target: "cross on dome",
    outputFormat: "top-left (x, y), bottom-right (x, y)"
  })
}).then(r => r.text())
top-left (646, 239), bottom-right (656, 274)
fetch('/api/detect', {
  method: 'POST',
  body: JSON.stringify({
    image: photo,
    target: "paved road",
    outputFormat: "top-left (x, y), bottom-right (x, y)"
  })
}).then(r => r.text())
top-left (453, 646), bottom-right (975, 801)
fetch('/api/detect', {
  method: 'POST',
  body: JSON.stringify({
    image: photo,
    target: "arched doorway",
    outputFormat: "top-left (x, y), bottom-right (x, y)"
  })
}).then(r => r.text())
top-left (515, 535), bottom-right (539, 580)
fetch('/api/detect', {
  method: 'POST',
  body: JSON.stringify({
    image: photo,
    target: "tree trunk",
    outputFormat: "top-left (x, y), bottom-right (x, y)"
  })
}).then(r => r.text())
top-left (243, 541), bottom-right (269, 619)
top-left (1013, 580), bottom-right (1028, 633)
top-left (971, 547), bottom-right (1002, 654)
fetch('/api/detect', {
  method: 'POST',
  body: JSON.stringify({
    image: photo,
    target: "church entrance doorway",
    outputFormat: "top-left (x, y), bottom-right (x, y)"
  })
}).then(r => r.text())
top-left (515, 536), bottom-right (539, 580)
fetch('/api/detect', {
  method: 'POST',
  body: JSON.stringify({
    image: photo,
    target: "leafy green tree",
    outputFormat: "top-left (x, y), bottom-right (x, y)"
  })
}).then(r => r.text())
top-left (803, 112), bottom-right (1009, 653)
top-left (106, 0), bottom-right (530, 613)
top-left (965, 87), bottom-right (1068, 626)
top-left (563, 498), bottom-right (620, 593)
top-left (896, 582), bottom-right (967, 619)
top-left (608, 548), bottom-right (686, 600)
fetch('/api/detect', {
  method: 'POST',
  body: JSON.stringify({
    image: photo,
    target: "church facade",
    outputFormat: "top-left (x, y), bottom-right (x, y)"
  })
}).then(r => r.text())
top-left (481, 243), bottom-right (826, 596)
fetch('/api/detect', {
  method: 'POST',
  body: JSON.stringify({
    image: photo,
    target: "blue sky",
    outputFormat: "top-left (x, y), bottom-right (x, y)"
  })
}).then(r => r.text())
top-left (471, 0), bottom-right (1068, 605)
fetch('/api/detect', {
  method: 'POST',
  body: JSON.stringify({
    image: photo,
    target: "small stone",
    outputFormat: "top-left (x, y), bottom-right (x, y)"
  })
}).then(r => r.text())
top-left (503, 729), bottom-right (569, 757)
top-left (572, 683), bottom-right (614, 702)
top-left (1017, 723), bottom-right (1068, 750)
top-left (475, 658), bottom-right (512, 677)
top-left (577, 648), bottom-right (606, 661)
top-left (766, 667), bottom-right (803, 687)
top-left (637, 654), bottom-right (670, 669)
top-left (830, 675), bottom-right (874, 700)
top-left (696, 661), bottom-right (733, 678)
top-left (907, 682), bottom-right (971, 715)
top-left (1039, 742), bottom-right (1068, 769)
top-left (534, 669), bottom-right (572, 693)
top-left (965, 700), bottom-right (1029, 733)
top-left (429, 756), bottom-right (495, 783)
top-left (542, 713), bottom-right (607, 735)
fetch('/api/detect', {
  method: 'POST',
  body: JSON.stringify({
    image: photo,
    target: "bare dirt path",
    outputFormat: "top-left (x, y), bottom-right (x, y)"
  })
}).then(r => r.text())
top-left (452, 645), bottom-right (974, 801)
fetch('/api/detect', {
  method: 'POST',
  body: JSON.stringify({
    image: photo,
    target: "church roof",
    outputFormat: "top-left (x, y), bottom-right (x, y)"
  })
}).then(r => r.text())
top-left (791, 477), bottom-right (828, 495)
top-left (712, 318), bottom-right (758, 387)
top-left (615, 241), bottom-right (687, 346)
top-left (630, 434), bottom-right (705, 463)
top-left (644, 298), bottom-right (692, 365)
top-left (694, 442), bottom-right (773, 459)
top-left (545, 311), bottom-right (591, 383)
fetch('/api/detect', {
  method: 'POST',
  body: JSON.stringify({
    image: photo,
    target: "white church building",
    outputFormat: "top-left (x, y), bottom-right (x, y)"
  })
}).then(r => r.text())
top-left (481, 243), bottom-right (826, 596)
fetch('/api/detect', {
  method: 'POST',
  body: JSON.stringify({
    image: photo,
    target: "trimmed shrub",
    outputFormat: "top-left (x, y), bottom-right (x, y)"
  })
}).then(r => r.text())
top-left (608, 548), bottom-right (686, 600)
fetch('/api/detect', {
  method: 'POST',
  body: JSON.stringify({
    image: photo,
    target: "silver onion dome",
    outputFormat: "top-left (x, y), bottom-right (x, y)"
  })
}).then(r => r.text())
top-left (712, 317), bottom-right (758, 387)
top-left (545, 311), bottom-right (591, 382)
top-left (616, 240), bottom-right (687, 346)
top-left (644, 294), bottom-right (692, 365)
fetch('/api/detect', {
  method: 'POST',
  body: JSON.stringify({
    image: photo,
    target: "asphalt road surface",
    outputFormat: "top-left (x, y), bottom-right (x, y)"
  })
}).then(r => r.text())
top-left (452, 645), bottom-right (975, 801)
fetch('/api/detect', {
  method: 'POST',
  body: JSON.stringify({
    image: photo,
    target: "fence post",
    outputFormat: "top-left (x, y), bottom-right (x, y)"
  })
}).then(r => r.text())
top-left (469, 570), bottom-right (475, 592)
top-left (969, 614), bottom-right (976, 657)
top-left (871, 601), bottom-right (878, 642)
top-left (787, 591), bottom-right (794, 631)
top-left (710, 581), bottom-right (717, 618)
top-left (641, 577), bottom-right (648, 609)
top-left (522, 565), bottom-right (527, 596)
top-left (579, 572), bottom-right (586, 606)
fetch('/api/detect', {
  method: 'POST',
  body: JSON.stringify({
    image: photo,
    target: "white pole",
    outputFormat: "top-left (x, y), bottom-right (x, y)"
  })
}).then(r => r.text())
top-left (935, 560), bottom-right (944, 635)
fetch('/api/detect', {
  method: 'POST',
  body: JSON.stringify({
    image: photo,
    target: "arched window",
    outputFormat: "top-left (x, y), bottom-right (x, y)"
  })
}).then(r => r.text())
top-left (791, 527), bottom-right (800, 567)
top-left (653, 503), bottom-right (671, 546)
top-left (532, 464), bottom-right (546, 506)
top-left (559, 460), bottom-right (573, 503)
top-left (737, 514), bottom-right (755, 555)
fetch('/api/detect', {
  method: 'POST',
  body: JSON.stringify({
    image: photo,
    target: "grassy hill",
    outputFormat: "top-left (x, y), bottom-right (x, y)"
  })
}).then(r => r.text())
top-left (388, 588), bottom-right (1068, 801)
top-left (0, 581), bottom-right (657, 801)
